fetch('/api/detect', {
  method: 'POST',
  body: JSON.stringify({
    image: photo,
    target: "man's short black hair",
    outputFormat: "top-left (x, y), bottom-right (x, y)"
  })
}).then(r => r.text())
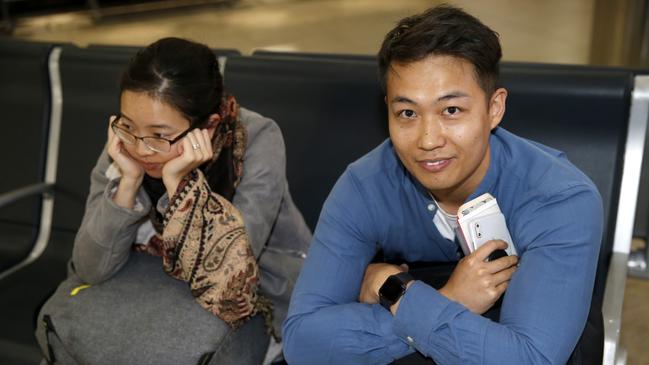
top-left (378, 5), bottom-right (502, 95)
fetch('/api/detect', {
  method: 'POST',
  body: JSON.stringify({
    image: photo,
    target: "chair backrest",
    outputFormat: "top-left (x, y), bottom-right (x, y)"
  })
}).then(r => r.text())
top-left (0, 39), bottom-right (53, 266)
top-left (224, 55), bottom-right (388, 230)
top-left (87, 43), bottom-right (241, 58)
top-left (52, 45), bottom-right (137, 232)
top-left (0, 39), bottom-right (52, 224)
top-left (252, 49), bottom-right (375, 62)
top-left (225, 55), bottom-right (633, 299)
top-left (499, 64), bottom-right (633, 298)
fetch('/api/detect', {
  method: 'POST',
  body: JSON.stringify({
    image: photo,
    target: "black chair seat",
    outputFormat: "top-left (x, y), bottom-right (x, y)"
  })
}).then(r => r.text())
top-left (0, 230), bottom-right (76, 364)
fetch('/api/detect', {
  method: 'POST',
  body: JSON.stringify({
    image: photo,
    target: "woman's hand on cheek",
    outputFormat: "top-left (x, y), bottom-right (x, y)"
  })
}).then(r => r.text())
top-left (107, 116), bottom-right (144, 186)
top-left (162, 129), bottom-right (214, 197)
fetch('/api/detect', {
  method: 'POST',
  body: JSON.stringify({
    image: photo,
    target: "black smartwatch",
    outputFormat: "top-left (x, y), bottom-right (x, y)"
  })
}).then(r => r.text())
top-left (378, 272), bottom-right (414, 311)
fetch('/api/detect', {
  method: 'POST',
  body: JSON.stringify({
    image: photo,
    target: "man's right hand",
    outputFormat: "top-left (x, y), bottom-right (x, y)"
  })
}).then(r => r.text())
top-left (439, 240), bottom-right (518, 314)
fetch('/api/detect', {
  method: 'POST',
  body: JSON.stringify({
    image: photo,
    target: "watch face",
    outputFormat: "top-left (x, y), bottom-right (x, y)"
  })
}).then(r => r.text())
top-left (379, 275), bottom-right (406, 302)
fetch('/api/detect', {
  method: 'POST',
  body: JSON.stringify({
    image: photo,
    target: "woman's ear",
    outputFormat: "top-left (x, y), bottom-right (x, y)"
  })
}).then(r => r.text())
top-left (206, 113), bottom-right (221, 139)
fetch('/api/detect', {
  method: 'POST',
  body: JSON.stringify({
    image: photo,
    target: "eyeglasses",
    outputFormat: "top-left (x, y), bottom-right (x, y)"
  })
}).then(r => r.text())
top-left (111, 114), bottom-right (193, 153)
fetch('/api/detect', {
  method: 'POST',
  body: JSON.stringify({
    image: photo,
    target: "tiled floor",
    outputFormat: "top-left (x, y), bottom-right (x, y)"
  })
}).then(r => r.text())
top-left (6, 0), bottom-right (649, 363)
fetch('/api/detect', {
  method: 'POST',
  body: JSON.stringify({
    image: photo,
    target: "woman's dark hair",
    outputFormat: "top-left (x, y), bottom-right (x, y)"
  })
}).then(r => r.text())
top-left (121, 37), bottom-right (240, 202)
top-left (378, 5), bottom-right (502, 96)
top-left (120, 37), bottom-right (223, 128)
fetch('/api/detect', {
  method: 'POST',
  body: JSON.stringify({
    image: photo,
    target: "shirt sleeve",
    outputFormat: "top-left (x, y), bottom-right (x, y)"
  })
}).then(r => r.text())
top-left (283, 170), bottom-right (413, 365)
top-left (232, 118), bottom-right (286, 258)
top-left (392, 186), bottom-right (603, 364)
top-left (71, 149), bottom-right (152, 284)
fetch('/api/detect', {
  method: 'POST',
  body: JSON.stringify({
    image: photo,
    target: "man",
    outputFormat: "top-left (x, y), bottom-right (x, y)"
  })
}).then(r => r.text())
top-left (283, 5), bottom-right (602, 365)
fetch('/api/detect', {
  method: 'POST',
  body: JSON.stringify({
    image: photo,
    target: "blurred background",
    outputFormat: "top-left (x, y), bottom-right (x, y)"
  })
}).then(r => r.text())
top-left (1, 0), bottom-right (648, 67)
top-left (1, 0), bottom-right (648, 363)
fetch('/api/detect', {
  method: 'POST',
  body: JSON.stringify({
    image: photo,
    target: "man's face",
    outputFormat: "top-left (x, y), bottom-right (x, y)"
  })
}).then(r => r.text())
top-left (386, 54), bottom-right (506, 207)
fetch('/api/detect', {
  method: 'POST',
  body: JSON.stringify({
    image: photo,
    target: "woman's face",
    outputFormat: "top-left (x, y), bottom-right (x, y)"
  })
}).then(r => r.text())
top-left (117, 90), bottom-right (192, 178)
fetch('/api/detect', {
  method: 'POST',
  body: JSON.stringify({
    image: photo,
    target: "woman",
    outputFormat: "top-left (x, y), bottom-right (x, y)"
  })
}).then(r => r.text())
top-left (36, 37), bottom-right (311, 365)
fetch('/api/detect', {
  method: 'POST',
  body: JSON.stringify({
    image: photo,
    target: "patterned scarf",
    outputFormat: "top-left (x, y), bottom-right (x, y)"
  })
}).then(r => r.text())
top-left (136, 95), bottom-right (275, 334)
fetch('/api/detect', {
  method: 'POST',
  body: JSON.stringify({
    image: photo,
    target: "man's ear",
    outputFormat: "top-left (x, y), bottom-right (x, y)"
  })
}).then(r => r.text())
top-left (488, 88), bottom-right (507, 130)
top-left (205, 113), bottom-right (221, 139)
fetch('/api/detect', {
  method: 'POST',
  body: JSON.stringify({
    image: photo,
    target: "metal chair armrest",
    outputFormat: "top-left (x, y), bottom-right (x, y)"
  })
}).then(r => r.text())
top-left (0, 182), bottom-right (55, 280)
top-left (602, 252), bottom-right (629, 365)
top-left (0, 182), bottom-right (55, 208)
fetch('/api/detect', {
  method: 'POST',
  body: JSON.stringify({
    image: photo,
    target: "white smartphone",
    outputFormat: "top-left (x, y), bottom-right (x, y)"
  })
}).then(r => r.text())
top-left (469, 212), bottom-right (517, 256)
top-left (459, 193), bottom-right (499, 218)
top-left (457, 193), bottom-right (517, 257)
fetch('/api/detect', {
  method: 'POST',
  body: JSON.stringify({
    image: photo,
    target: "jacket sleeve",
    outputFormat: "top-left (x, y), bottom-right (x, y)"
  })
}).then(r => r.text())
top-left (232, 116), bottom-right (286, 258)
top-left (71, 149), bottom-right (152, 284)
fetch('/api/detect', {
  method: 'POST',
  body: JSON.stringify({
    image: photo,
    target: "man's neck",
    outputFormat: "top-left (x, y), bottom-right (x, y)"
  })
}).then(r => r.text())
top-left (431, 194), bottom-right (465, 216)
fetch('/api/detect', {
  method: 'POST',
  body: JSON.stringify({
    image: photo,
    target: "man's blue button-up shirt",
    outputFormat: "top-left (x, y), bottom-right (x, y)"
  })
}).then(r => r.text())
top-left (283, 127), bottom-right (603, 365)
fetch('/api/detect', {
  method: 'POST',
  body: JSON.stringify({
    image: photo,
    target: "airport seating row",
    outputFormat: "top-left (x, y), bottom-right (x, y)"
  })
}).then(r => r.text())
top-left (0, 39), bottom-right (647, 364)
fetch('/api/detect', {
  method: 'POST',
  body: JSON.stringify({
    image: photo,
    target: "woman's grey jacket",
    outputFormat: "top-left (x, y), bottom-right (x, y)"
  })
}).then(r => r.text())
top-left (71, 108), bottom-right (312, 334)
